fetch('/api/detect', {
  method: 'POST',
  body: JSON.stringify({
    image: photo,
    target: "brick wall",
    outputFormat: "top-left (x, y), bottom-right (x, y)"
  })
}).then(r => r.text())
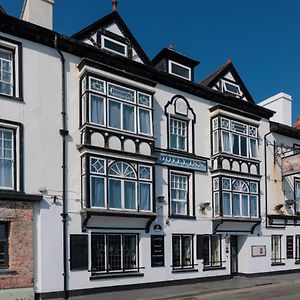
top-left (0, 201), bottom-right (34, 289)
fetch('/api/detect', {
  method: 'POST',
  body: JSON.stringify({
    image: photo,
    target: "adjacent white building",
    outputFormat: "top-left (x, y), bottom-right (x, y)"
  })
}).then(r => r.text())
top-left (0, 1), bottom-right (300, 299)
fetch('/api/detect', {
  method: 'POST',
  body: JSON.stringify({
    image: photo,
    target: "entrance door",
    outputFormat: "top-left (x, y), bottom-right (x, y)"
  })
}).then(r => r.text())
top-left (230, 236), bottom-right (238, 276)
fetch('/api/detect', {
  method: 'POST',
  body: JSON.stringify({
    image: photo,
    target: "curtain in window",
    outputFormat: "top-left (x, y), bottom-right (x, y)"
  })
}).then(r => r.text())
top-left (108, 235), bottom-right (121, 271)
top-left (250, 195), bottom-right (258, 217)
top-left (0, 159), bottom-right (12, 188)
top-left (232, 194), bottom-right (240, 216)
top-left (211, 236), bottom-right (220, 266)
top-left (124, 181), bottom-right (136, 209)
top-left (90, 95), bottom-right (104, 125)
top-left (139, 109), bottom-right (151, 134)
top-left (241, 195), bottom-right (249, 216)
top-left (123, 104), bottom-right (134, 132)
top-left (222, 131), bottom-right (230, 152)
top-left (109, 179), bottom-right (121, 208)
top-left (91, 177), bottom-right (104, 207)
top-left (223, 192), bottom-right (231, 216)
top-left (172, 236), bottom-right (181, 267)
top-left (250, 139), bottom-right (258, 158)
top-left (182, 236), bottom-right (191, 266)
top-left (124, 235), bottom-right (137, 269)
top-left (109, 101), bottom-right (121, 128)
top-left (140, 183), bottom-right (150, 211)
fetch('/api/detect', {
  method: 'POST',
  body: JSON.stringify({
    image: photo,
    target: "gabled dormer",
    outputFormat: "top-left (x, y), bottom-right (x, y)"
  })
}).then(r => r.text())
top-left (201, 59), bottom-right (254, 104)
top-left (152, 45), bottom-right (199, 82)
top-left (72, 11), bottom-right (150, 64)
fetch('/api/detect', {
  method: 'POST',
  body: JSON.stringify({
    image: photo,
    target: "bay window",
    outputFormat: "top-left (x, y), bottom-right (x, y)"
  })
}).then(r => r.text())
top-left (91, 233), bottom-right (138, 273)
top-left (172, 235), bottom-right (194, 269)
top-left (212, 117), bottom-right (258, 159)
top-left (88, 157), bottom-right (153, 212)
top-left (213, 176), bottom-right (259, 218)
top-left (80, 74), bottom-right (153, 136)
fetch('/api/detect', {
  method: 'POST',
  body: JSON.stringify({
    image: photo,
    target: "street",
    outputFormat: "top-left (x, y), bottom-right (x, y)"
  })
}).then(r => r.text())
top-left (70, 273), bottom-right (300, 300)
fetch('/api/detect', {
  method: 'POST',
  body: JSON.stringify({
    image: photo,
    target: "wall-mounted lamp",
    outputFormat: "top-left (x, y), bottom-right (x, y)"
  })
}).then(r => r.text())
top-left (156, 195), bottom-right (165, 203)
top-left (199, 202), bottom-right (210, 211)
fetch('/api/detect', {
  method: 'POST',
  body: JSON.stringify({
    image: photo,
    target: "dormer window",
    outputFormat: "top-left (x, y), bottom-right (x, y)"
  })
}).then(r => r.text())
top-left (101, 35), bottom-right (127, 57)
top-left (222, 80), bottom-right (242, 97)
top-left (169, 60), bottom-right (191, 80)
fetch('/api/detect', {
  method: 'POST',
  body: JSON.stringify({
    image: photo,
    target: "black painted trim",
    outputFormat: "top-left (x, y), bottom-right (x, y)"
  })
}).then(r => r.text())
top-left (270, 121), bottom-right (300, 140)
top-left (0, 190), bottom-right (42, 202)
top-left (209, 104), bottom-right (262, 121)
top-left (90, 272), bottom-right (144, 280)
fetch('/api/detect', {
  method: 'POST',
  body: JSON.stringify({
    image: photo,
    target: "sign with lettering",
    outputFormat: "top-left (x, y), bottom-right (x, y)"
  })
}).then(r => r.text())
top-left (151, 235), bottom-right (165, 267)
top-left (282, 153), bottom-right (300, 176)
top-left (251, 245), bottom-right (266, 257)
top-left (155, 151), bottom-right (207, 172)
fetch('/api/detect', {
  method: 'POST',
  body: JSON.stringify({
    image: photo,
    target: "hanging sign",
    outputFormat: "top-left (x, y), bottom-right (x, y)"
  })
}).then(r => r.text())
top-left (282, 153), bottom-right (300, 176)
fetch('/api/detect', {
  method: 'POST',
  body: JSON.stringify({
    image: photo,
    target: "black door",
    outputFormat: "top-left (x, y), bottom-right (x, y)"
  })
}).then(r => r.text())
top-left (230, 235), bottom-right (238, 276)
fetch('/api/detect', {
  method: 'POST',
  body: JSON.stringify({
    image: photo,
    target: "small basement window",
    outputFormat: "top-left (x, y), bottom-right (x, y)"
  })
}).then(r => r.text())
top-left (222, 80), bottom-right (242, 97)
top-left (101, 36), bottom-right (127, 57)
top-left (169, 61), bottom-right (191, 80)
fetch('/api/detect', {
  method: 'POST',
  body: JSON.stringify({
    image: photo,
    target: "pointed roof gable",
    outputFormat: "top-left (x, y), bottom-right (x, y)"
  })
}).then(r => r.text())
top-left (200, 59), bottom-right (254, 104)
top-left (72, 11), bottom-right (150, 65)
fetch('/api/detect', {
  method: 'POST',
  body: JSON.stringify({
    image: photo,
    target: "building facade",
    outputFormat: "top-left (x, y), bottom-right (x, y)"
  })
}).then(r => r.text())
top-left (0, 1), bottom-right (300, 299)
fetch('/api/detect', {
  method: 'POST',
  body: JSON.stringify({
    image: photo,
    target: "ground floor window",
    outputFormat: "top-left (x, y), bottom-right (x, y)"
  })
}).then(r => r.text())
top-left (286, 236), bottom-right (294, 259)
top-left (0, 222), bottom-right (8, 269)
top-left (296, 235), bottom-right (300, 262)
top-left (172, 234), bottom-right (194, 269)
top-left (91, 233), bottom-right (138, 273)
top-left (271, 235), bottom-right (283, 264)
top-left (203, 235), bottom-right (222, 268)
top-left (196, 235), bottom-right (222, 269)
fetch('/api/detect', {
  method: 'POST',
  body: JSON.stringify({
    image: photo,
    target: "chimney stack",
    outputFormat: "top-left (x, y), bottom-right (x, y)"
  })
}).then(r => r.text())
top-left (21, 0), bottom-right (55, 30)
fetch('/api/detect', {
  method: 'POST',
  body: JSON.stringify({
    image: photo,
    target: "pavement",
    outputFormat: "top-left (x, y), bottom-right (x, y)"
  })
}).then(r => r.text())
top-left (70, 272), bottom-right (300, 300)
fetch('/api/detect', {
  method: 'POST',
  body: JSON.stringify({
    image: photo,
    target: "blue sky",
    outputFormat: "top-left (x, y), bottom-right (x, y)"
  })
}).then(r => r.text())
top-left (1, 0), bottom-right (300, 122)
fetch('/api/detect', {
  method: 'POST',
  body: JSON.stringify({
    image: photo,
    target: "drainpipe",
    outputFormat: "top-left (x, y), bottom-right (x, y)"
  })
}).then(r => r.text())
top-left (54, 34), bottom-right (69, 299)
top-left (264, 131), bottom-right (272, 228)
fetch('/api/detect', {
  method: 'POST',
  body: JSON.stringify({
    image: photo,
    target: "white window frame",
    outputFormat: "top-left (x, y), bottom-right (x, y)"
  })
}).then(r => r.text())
top-left (89, 94), bottom-right (106, 127)
top-left (138, 107), bottom-right (152, 136)
top-left (221, 79), bottom-right (242, 97)
top-left (89, 76), bottom-right (106, 95)
top-left (108, 99), bottom-right (136, 133)
top-left (0, 48), bottom-right (13, 97)
top-left (169, 117), bottom-right (187, 151)
top-left (168, 60), bottom-right (191, 80)
top-left (0, 38), bottom-right (21, 99)
top-left (170, 171), bottom-right (189, 216)
top-left (101, 35), bottom-right (128, 57)
top-left (0, 123), bottom-right (20, 191)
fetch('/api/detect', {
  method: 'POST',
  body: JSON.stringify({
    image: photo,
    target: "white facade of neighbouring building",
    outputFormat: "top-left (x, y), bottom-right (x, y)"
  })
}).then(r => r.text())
top-left (0, 1), bottom-right (300, 299)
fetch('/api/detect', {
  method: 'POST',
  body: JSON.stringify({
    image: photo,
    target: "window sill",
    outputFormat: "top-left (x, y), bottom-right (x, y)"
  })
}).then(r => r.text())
top-left (0, 269), bottom-right (17, 275)
top-left (203, 266), bottom-right (226, 271)
top-left (169, 215), bottom-right (196, 220)
top-left (90, 272), bottom-right (144, 280)
top-left (172, 268), bottom-right (198, 274)
top-left (271, 262), bottom-right (285, 266)
top-left (0, 94), bottom-right (23, 103)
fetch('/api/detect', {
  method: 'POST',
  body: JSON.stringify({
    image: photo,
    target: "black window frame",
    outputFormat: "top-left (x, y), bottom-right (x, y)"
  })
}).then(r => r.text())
top-left (172, 234), bottom-right (194, 270)
top-left (91, 233), bottom-right (140, 275)
top-left (271, 235), bottom-right (284, 265)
